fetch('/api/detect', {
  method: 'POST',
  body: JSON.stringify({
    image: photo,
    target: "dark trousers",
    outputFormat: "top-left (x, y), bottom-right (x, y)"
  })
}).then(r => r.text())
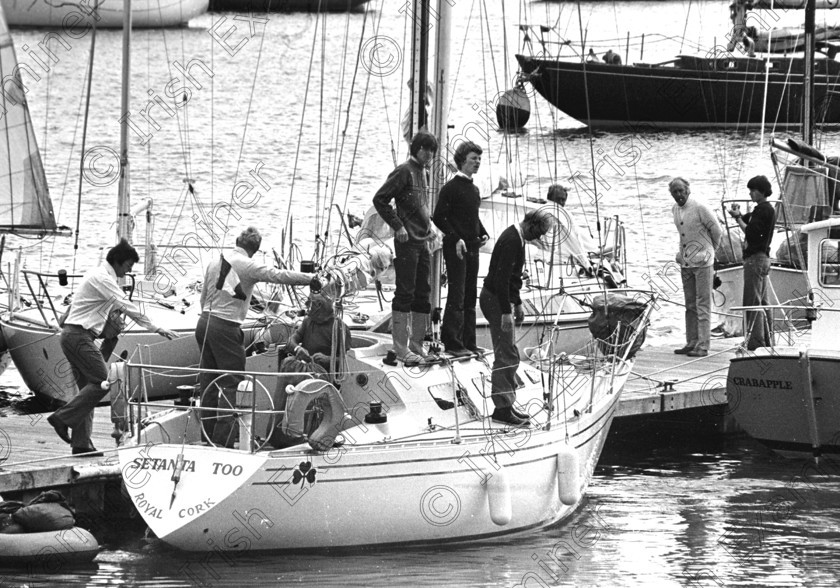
top-left (442, 241), bottom-right (479, 350)
top-left (743, 253), bottom-right (772, 350)
top-left (195, 312), bottom-right (245, 446)
top-left (479, 287), bottom-right (519, 409)
top-left (392, 239), bottom-right (432, 314)
top-left (52, 325), bottom-right (110, 450)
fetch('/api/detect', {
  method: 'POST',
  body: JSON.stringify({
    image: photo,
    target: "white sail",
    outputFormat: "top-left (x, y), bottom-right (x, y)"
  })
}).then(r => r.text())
top-left (0, 5), bottom-right (58, 235)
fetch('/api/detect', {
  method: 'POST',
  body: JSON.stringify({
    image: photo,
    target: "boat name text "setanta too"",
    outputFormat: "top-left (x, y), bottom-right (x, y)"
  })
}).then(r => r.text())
top-left (730, 377), bottom-right (793, 390)
top-left (130, 458), bottom-right (246, 475)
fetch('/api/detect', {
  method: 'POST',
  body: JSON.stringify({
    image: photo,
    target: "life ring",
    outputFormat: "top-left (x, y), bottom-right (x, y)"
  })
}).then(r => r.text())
top-left (282, 379), bottom-right (346, 451)
top-left (0, 526), bottom-right (99, 566)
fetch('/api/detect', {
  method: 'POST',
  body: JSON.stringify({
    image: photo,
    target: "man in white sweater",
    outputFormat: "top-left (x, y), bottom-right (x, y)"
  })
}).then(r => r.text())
top-left (670, 177), bottom-right (723, 357)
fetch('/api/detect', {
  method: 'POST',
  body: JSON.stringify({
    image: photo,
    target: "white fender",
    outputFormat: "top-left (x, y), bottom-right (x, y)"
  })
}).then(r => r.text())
top-left (557, 444), bottom-right (581, 507)
top-left (105, 362), bottom-right (128, 435)
top-left (486, 465), bottom-right (512, 526)
top-left (283, 379), bottom-right (346, 451)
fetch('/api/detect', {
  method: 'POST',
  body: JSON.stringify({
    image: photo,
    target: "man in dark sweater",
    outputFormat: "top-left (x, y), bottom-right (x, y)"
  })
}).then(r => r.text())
top-left (480, 209), bottom-right (552, 426)
top-left (372, 130), bottom-right (439, 366)
top-left (432, 141), bottom-right (489, 357)
top-left (728, 175), bottom-right (776, 350)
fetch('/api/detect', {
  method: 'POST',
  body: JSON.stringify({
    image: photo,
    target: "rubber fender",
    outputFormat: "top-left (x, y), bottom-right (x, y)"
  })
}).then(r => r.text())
top-left (487, 465), bottom-right (512, 526)
top-left (557, 444), bottom-right (581, 506)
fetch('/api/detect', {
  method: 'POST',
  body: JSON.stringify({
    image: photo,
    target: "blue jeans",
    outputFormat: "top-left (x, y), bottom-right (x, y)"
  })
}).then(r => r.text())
top-left (392, 239), bottom-right (432, 314)
top-left (680, 265), bottom-right (713, 352)
top-left (52, 325), bottom-right (110, 450)
top-left (743, 253), bottom-right (772, 350)
top-left (479, 287), bottom-right (519, 409)
top-left (441, 240), bottom-right (479, 350)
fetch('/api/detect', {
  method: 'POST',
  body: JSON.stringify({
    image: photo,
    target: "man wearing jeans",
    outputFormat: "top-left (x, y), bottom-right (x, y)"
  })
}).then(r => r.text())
top-left (670, 177), bottom-right (722, 358)
top-left (373, 130), bottom-right (439, 366)
top-left (47, 239), bottom-right (178, 456)
top-left (480, 209), bottom-right (552, 426)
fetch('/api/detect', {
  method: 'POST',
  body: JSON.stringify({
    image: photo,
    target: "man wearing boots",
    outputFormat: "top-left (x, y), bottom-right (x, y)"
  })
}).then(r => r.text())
top-left (373, 130), bottom-right (439, 366)
top-left (433, 141), bottom-right (489, 357)
top-left (481, 209), bottom-right (552, 426)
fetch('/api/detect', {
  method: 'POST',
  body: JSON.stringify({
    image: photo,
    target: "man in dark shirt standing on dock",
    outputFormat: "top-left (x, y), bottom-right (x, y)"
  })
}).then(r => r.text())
top-left (373, 130), bottom-right (439, 366)
top-left (480, 209), bottom-right (552, 426)
top-left (729, 175), bottom-right (776, 350)
top-left (670, 177), bottom-right (722, 358)
top-left (432, 141), bottom-right (489, 357)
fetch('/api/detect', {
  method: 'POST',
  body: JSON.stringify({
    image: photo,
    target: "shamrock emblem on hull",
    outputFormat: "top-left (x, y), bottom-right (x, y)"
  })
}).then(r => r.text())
top-left (292, 461), bottom-right (317, 487)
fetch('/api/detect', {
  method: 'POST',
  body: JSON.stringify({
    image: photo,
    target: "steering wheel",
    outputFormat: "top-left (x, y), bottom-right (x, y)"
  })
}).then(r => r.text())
top-left (199, 375), bottom-right (276, 451)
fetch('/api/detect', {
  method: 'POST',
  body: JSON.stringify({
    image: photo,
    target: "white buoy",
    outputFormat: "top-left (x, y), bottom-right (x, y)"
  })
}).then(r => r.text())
top-left (557, 445), bottom-right (581, 506)
top-left (486, 465), bottom-right (512, 526)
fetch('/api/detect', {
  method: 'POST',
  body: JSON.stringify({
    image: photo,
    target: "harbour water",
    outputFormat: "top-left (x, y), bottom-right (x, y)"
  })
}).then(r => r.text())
top-left (2, 1), bottom-right (840, 585)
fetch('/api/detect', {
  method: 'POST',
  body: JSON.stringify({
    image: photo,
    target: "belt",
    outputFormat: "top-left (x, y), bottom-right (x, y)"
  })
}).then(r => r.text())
top-left (200, 311), bottom-right (242, 327)
top-left (63, 323), bottom-right (98, 338)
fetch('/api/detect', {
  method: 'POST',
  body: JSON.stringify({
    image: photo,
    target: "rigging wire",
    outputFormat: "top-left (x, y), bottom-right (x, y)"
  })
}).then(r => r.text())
top-left (71, 21), bottom-right (98, 281)
top-left (284, 11), bottom-right (323, 246)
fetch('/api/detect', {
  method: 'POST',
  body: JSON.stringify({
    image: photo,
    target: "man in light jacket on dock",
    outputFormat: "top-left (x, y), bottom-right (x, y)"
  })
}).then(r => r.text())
top-left (670, 177), bottom-right (723, 357)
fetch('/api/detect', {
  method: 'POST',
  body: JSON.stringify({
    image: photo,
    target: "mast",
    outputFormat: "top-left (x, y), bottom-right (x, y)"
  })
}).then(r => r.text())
top-left (429, 0), bottom-right (452, 310)
top-left (409, 0), bottom-right (431, 135)
top-left (116, 0), bottom-right (132, 243)
top-left (804, 0), bottom-right (815, 144)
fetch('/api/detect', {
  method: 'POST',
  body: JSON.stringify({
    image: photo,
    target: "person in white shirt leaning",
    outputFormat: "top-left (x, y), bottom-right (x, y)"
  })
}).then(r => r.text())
top-left (47, 239), bottom-right (179, 456)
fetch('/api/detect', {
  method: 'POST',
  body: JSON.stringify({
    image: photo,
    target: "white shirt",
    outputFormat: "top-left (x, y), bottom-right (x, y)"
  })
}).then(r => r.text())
top-left (65, 263), bottom-right (157, 335)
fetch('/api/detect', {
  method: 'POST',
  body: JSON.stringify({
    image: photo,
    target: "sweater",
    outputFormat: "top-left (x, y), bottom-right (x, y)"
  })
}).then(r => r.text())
top-left (742, 201), bottom-right (776, 258)
top-left (672, 197), bottom-right (723, 267)
top-left (432, 175), bottom-right (488, 247)
top-left (483, 225), bottom-right (525, 313)
top-left (372, 158), bottom-right (433, 243)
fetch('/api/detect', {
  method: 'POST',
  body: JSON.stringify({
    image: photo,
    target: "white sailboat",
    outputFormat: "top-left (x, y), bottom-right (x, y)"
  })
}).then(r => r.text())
top-left (116, 0), bottom-right (656, 551)
top-left (0, 0), bottom-right (285, 404)
top-left (1, 0), bottom-right (208, 29)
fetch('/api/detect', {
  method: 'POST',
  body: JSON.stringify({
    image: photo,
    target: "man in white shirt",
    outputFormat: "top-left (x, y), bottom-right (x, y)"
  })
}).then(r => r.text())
top-left (196, 226), bottom-right (315, 447)
top-left (48, 239), bottom-right (179, 456)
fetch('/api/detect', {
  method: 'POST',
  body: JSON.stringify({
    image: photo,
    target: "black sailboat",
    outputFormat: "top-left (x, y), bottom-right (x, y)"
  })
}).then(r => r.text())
top-left (516, 0), bottom-right (840, 128)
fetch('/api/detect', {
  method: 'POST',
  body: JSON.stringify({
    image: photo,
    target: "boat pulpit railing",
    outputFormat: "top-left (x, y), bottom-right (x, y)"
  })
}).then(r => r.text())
top-left (730, 303), bottom-right (838, 351)
top-left (123, 361), bottom-right (308, 454)
top-left (11, 269), bottom-right (84, 327)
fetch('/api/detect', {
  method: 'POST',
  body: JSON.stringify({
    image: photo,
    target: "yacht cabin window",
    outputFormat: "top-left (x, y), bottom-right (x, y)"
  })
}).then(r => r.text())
top-left (819, 239), bottom-right (840, 286)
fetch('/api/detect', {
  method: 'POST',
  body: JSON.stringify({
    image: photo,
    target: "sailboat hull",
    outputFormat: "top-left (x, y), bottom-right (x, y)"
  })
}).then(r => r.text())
top-left (727, 348), bottom-right (840, 458)
top-left (712, 263), bottom-right (809, 335)
top-left (0, 310), bottom-right (289, 402)
top-left (516, 55), bottom-right (840, 128)
top-left (119, 372), bottom-right (620, 551)
top-left (2, 0), bottom-right (209, 29)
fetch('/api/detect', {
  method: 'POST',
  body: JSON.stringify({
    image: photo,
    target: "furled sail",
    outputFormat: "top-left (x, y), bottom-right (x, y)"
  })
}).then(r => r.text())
top-left (0, 6), bottom-right (60, 236)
